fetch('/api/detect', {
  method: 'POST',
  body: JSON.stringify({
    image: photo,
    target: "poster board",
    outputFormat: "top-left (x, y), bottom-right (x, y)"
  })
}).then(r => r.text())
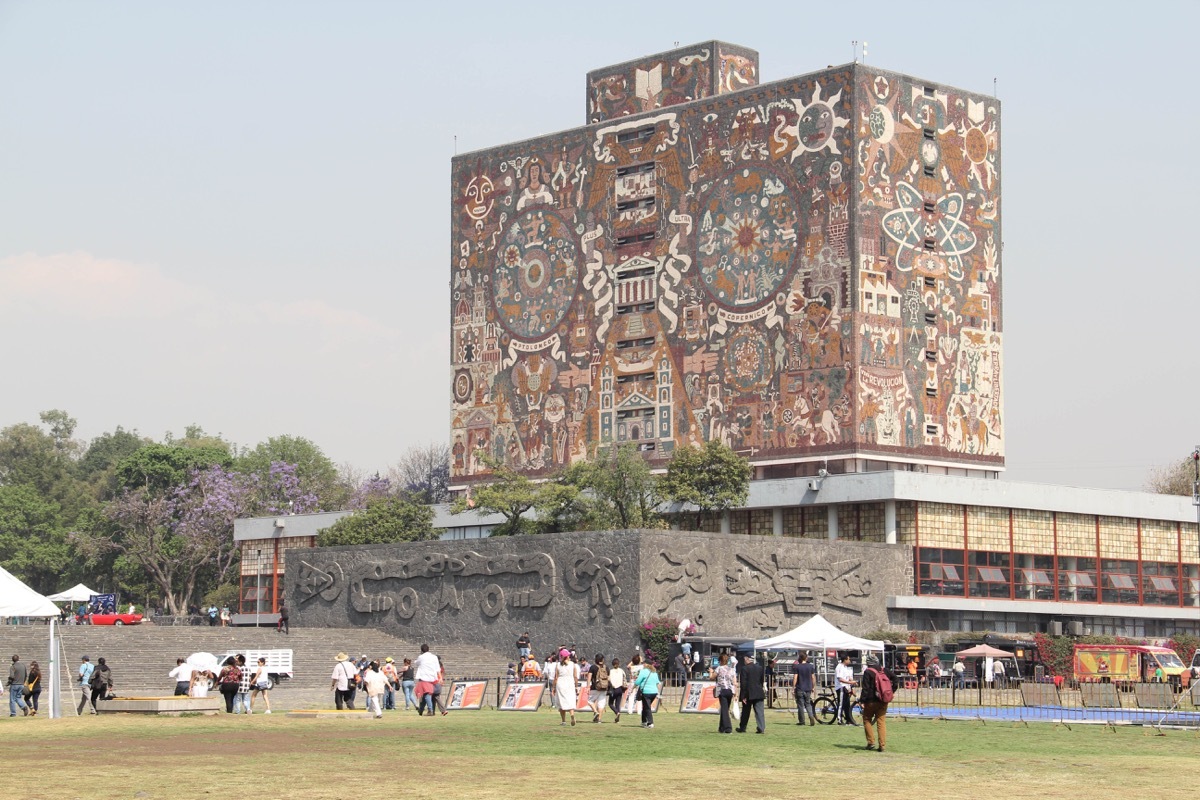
top-left (499, 682), bottom-right (545, 711)
top-left (446, 679), bottom-right (488, 711)
top-left (574, 681), bottom-right (592, 711)
top-left (679, 680), bottom-right (721, 714)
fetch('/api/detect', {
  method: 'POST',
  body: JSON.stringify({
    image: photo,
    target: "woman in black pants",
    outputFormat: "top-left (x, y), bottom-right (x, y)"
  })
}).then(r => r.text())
top-left (218, 657), bottom-right (241, 713)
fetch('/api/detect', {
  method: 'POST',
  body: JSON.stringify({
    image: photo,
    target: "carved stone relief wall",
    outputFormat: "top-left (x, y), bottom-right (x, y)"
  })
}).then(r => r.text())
top-left (286, 530), bottom-right (911, 660)
top-left (641, 531), bottom-right (910, 635)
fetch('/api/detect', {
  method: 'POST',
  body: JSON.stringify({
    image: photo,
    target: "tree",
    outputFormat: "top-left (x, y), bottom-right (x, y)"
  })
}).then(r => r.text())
top-left (79, 427), bottom-right (149, 481)
top-left (0, 484), bottom-right (76, 592)
top-left (574, 443), bottom-right (662, 529)
top-left (317, 496), bottom-right (436, 547)
top-left (115, 443), bottom-right (232, 495)
top-left (0, 412), bottom-right (92, 524)
top-left (237, 435), bottom-right (345, 509)
top-left (450, 454), bottom-right (578, 536)
top-left (660, 440), bottom-right (752, 529)
top-left (393, 442), bottom-right (451, 504)
top-left (1146, 454), bottom-right (1199, 497)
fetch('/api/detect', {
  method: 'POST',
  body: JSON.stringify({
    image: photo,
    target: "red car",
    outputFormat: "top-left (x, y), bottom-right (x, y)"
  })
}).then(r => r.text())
top-left (89, 612), bottom-right (144, 626)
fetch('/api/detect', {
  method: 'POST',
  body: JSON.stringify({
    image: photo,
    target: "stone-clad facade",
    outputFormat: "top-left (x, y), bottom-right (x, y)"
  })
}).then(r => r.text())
top-left (286, 529), bottom-right (911, 657)
top-left (451, 43), bottom-right (1002, 485)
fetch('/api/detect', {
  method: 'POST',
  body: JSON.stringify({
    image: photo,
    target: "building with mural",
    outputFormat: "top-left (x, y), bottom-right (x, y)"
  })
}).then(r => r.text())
top-left (450, 42), bottom-right (1003, 486)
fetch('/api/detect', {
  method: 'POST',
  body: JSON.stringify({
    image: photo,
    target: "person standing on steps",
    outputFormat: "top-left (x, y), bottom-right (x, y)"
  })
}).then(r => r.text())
top-left (277, 601), bottom-right (289, 634)
top-left (736, 654), bottom-right (766, 734)
top-left (77, 655), bottom-right (95, 716)
top-left (517, 631), bottom-right (531, 659)
top-left (7, 654), bottom-right (29, 717)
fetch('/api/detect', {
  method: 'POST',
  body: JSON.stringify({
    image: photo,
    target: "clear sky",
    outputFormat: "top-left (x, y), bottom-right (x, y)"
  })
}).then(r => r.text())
top-left (1, 0), bottom-right (1196, 491)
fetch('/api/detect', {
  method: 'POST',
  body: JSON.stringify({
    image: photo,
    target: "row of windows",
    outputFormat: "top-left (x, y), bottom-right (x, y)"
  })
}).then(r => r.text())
top-left (918, 548), bottom-right (1200, 606)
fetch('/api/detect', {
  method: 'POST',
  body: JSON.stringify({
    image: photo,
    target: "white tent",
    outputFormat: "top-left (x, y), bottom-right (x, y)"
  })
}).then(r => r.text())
top-left (45, 583), bottom-right (99, 603)
top-left (753, 614), bottom-right (885, 652)
top-left (0, 564), bottom-right (61, 618)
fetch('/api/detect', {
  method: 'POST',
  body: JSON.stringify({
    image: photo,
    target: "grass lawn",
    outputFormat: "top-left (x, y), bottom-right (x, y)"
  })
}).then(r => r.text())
top-left (4, 708), bottom-right (1195, 799)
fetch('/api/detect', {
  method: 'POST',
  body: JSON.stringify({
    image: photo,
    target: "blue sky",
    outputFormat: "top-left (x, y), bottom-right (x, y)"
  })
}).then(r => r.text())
top-left (1, 0), bottom-right (1196, 490)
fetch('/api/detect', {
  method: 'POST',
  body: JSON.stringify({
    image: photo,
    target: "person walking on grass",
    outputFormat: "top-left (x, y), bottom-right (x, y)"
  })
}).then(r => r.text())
top-left (381, 657), bottom-right (399, 711)
top-left (588, 653), bottom-right (610, 723)
top-left (736, 654), bottom-right (766, 734)
top-left (859, 654), bottom-right (896, 753)
top-left (251, 657), bottom-right (272, 714)
top-left (607, 658), bottom-right (626, 724)
top-left (7, 655), bottom-right (29, 717)
top-left (90, 657), bottom-right (113, 713)
top-left (236, 654), bottom-right (253, 714)
top-left (792, 652), bottom-right (818, 726)
top-left (709, 652), bottom-right (737, 734)
top-left (218, 656), bottom-right (241, 714)
top-left (554, 649), bottom-right (580, 726)
top-left (24, 661), bottom-right (42, 716)
top-left (632, 659), bottom-right (661, 729)
top-left (331, 653), bottom-right (358, 711)
top-left (400, 658), bottom-right (416, 711)
top-left (76, 655), bottom-right (95, 716)
top-left (835, 655), bottom-right (858, 726)
top-left (363, 660), bottom-right (388, 719)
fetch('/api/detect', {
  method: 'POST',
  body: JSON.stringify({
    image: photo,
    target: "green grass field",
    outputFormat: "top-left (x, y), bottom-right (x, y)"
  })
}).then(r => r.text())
top-left (4, 708), bottom-right (1195, 799)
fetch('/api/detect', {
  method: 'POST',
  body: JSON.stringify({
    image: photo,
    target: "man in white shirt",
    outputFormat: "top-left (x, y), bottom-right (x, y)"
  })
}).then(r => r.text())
top-left (413, 644), bottom-right (442, 716)
top-left (834, 655), bottom-right (858, 726)
top-left (169, 658), bottom-right (194, 696)
top-left (330, 652), bottom-right (358, 710)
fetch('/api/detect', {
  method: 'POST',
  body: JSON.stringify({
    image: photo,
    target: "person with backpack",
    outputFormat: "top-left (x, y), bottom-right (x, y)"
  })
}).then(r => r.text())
top-left (89, 657), bottom-right (113, 713)
top-left (588, 653), bottom-right (610, 722)
top-left (859, 654), bottom-right (896, 752)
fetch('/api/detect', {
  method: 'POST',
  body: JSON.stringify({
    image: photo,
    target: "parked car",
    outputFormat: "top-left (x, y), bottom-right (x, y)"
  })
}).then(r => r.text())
top-left (89, 612), bottom-right (144, 626)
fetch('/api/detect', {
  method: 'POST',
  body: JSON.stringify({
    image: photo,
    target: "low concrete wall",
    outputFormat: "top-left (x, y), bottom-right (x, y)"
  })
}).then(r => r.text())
top-left (101, 697), bottom-right (223, 715)
top-left (285, 529), bottom-right (911, 659)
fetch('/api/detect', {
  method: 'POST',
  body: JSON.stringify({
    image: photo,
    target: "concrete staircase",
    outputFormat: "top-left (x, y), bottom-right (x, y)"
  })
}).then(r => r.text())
top-left (0, 624), bottom-right (510, 710)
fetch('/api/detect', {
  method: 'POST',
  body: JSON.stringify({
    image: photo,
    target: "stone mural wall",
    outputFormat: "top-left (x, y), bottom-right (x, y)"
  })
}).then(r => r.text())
top-left (450, 45), bottom-right (1002, 486)
top-left (286, 530), bottom-right (911, 658)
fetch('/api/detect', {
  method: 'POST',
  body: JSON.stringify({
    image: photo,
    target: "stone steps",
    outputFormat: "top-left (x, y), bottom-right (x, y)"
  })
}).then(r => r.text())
top-left (0, 624), bottom-right (510, 708)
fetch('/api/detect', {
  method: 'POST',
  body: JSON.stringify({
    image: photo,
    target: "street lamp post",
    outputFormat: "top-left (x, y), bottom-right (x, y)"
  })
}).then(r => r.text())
top-left (255, 549), bottom-right (262, 628)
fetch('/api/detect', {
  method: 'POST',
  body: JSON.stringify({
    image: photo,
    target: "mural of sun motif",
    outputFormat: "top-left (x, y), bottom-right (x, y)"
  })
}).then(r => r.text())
top-left (881, 181), bottom-right (977, 281)
top-left (790, 82), bottom-right (851, 157)
top-left (492, 209), bottom-right (579, 340)
top-left (696, 166), bottom-right (800, 309)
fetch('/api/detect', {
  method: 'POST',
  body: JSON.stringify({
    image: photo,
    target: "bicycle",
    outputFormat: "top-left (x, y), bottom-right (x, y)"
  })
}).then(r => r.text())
top-left (813, 686), bottom-right (860, 725)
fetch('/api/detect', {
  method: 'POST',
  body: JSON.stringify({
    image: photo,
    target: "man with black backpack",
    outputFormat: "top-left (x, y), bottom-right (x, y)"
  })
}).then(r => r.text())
top-left (859, 654), bottom-right (896, 752)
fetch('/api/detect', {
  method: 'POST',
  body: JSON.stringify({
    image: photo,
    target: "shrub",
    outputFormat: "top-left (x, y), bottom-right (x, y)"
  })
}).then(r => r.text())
top-left (639, 617), bottom-right (678, 670)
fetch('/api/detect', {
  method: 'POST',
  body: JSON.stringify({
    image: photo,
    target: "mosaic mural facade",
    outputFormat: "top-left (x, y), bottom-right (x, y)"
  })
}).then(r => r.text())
top-left (451, 45), bottom-right (1003, 483)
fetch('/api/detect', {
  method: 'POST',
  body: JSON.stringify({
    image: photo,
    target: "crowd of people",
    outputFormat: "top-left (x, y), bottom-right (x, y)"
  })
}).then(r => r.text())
top-left (329, 644), bottom-right (444, 719)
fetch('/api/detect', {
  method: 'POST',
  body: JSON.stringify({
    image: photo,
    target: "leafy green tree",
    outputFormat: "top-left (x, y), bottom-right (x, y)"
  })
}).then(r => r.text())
top-left (0, 411), bottom-right (92, 524)
top-left (0, 484), bottom-right (75, 592)
top-left (237, 435), bottom-right (345, 509)
top-left (575, 443), bottom-right (662, 529)
top-left (317, 496), bottom-right (436, 546)
top-left (450, 454), bottom-right (580, 536)
top-left (115, 443), bottom-right (233, 495)
top-left (660, 440), bottom-right (751, 530)
top-left (79, 427), bottom-right (149, 481)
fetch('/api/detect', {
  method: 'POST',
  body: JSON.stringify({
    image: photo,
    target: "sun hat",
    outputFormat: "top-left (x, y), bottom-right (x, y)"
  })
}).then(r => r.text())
top-left (385, 657), bottom-right (394, 663)
top-left (336, 652), bottom-right (349, 661)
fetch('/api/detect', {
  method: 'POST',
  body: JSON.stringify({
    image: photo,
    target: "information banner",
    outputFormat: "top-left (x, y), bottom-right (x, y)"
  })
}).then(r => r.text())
top-left (499, 682), bottom-right (545, 711)
top-left (679, 680), bottom-right (721, 714)
top-left (446, 679), bottom-right (488, 711)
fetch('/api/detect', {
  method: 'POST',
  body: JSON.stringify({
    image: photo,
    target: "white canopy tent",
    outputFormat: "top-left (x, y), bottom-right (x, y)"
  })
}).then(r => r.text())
top-left (753, 614), bottom-right (885, 652)
top-left (0, 565), bottom-right (63, 718)
top-left (0, 564), bottom-right (61, 618)
top-left (45, 583), bottom-right (99, 604)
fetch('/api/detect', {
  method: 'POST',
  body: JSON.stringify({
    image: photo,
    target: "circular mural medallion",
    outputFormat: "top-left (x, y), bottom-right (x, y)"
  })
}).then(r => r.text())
top-left (452, 369), bottom-right (473, 404)
top-left (492, 210), bottom-right (579, 340)
top-left (724, 326), bottom-right (772, 393)
top-left (964, 126), bottom-right (988, 164)
top-left (696, 166), bottom-right (800, 310)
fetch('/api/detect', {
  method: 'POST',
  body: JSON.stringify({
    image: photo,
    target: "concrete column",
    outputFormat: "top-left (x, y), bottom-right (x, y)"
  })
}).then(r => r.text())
top-left (827, 505), bottom-right (839, 541)
top-left (885, 499), bottom-right (897, 545)
top-left (721, 510), bottom-right (731, 534)
top-left (773, 507), bottom-right (784, 536)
